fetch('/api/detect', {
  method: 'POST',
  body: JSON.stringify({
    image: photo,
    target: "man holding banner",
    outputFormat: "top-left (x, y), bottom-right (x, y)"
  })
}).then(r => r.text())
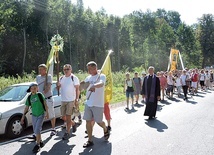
top-left (82, 61), bottom-right (110, 148)
top-left (36, 64), bottom-right (56, 136)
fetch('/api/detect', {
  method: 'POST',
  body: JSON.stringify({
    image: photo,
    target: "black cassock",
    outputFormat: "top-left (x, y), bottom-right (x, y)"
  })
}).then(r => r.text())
top-left (142, 75), bottom-right (160, 117)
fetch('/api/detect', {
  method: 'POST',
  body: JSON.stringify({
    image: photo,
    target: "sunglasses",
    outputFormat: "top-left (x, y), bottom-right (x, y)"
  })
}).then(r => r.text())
top-left (63, 68), bottom-right (70, 71)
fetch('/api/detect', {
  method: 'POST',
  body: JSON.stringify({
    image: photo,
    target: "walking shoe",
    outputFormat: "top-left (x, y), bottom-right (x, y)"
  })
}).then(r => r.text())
top-left (72, 124), bottom-right (77, 133)
top-left (32, 144), bottom-right (40, 153)
top-left (50, 129), bottom-right (57, 136)
top-left (28, 134), bottom-right (36, 141)
top-left (78, 119), bottom-right (82, 125)
top-left (40, 141), bottom-right (44, 148)
top-left (107, 126), bottom-right (112, 131)
top-left (62, 133), bottom-right (70, 140)
top-left (104, 128), bottom-right (110, 141)
top-left (83, 141), bottom-right (94, 148)
top-left (61, 123), bottom-right (66, 129)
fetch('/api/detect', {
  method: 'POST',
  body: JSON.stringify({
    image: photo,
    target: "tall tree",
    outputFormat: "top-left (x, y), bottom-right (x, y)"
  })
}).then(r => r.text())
top-left (198, 14), bottom-right (214, 68)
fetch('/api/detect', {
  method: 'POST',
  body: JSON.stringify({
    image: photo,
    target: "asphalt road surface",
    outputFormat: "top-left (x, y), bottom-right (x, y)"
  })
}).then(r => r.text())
top-left (0, 90), bottom-right (214, 155)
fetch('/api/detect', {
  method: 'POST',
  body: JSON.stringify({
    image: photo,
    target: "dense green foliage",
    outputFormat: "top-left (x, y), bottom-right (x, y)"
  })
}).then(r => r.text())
top-left (0, 0), bottom-right (214, 76)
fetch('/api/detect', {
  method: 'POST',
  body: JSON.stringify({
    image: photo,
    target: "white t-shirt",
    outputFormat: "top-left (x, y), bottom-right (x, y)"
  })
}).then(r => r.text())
top-left (205, 73), bottom-right (210, 80)
top-left (126, 79), bottom-right (133, 87)
top-left (180, 74), bottom-right (187, 86)
top-left (141, 77), bottom-right (145, 85)
top-left (175, 77), bottom-right (182, 87)
top-left (60, 74), bottom-right (80, 102)
top-left (85, 73), bottom-right (106, 107)
top-left (200, 73), bottom-right (206, 81)
top-left (167, 76), bottom-right (174, 85)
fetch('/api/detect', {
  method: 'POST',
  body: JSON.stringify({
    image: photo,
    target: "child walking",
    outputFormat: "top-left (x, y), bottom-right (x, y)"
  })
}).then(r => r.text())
top-left (21, 83), bottom-right (49, 153)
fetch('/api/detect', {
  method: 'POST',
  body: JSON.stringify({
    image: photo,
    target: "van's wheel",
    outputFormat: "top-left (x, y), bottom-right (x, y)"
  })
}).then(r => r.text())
top-left (7, 116), bottom-right (23, 139)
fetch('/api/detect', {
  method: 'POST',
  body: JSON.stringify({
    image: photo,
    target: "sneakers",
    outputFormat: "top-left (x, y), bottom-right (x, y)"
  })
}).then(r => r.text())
top-left (50, 129), bottom-right (57, 136)
top-left (104, 128), bottom-right (110, 141)
top-left (78, 119), bottom-right (82, 125)
top-left (83, 141), bottom-right (94, 148)
top-left (72, 124), bottom-right (77, 133)
top-left (125, 107), bottom-right (129, 111)
top-left (28, 134), bottom-right (36, 141)
top-left (61, 123), bottom-right (66, 129)
top-left (32, 144), bottom-right (40, 153)
top-left (107, 126), bottom-right (112, 131)
top-left (62, 132), bottom-right (70, 140)
top-left (40, 141), bottom-right (44, 148)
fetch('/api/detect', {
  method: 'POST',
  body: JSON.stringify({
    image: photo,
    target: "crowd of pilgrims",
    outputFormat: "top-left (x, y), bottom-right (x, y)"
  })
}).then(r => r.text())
top-left (124, 68), bottom-right (214, 109)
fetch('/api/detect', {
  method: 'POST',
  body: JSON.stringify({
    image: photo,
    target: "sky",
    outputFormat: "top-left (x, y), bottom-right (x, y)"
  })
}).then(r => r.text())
top-left (80, 0), bottom-right (214, 25)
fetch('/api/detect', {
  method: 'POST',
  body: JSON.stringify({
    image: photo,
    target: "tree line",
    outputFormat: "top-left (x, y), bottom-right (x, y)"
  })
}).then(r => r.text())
top-left (0, 0), bottom-right (214, 76)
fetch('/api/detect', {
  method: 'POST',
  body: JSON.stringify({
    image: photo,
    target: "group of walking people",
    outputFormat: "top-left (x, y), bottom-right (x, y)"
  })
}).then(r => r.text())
top-left (124, 66), bottom-right (214, 120)
top-left (21, 61), bottom-right (111, 153)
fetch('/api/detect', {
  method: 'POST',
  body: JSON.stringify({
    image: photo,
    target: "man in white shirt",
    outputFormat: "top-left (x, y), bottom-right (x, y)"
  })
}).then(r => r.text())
top-left (58, 64), bottom-right (80, 140)
top-left (82, 61), bottom-right (110, 148)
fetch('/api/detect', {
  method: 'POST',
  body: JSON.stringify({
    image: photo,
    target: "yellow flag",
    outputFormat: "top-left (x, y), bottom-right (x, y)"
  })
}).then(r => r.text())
top-left (101, 55), bottom-right (113, 103)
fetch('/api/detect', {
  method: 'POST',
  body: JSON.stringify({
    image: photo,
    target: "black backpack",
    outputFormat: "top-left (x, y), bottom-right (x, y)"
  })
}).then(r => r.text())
top-left (27, 92), bottom-right (46, 111)
top-left (133, 77), bottom-right (141, 84)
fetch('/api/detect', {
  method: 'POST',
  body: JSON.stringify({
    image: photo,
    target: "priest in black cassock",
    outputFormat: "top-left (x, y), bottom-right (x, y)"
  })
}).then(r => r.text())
top-left (141, 66), bottom-right (160, 119)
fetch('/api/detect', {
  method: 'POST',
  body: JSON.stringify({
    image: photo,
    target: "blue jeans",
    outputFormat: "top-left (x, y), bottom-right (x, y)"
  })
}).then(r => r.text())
top-left (32, 114), bottom-right (44, 134)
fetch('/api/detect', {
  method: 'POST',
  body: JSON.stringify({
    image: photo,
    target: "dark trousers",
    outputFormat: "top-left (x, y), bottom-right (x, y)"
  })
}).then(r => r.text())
top-left (182, 85), bottom-right (188, 98)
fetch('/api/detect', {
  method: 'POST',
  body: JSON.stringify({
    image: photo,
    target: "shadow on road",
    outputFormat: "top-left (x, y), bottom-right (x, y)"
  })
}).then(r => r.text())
top-left (159, 100), bottom-right (171, 105)
top-left (40, 140), bottom-right (75, 155)
top-left (145, 119), bottom-right (168, 132)
top-left (134, 103), bottom-right (144, 108)
top-left (185, 99), bottom-right (198, 104)
top-left (13, 139), bottom-right (35, 155)
top-left (170, 97), bottom-right (182, 103)
top-left (157, 105), bottom-right (164, 111)
top-left (124, 107), bottom-right (138, 114)
top-left (13, 132), bottom-right (55, 155)
top-left (79, 137), bottom-right (112, 155)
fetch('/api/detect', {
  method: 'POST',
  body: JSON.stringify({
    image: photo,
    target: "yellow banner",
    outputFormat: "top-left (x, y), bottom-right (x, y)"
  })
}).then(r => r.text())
top-left (101, 55), bottom-right (113, 103)
top-left (170, 49), bottom-right (179, 71)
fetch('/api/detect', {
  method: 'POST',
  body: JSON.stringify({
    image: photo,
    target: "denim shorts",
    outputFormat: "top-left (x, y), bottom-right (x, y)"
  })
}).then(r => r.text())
top-left (126, 91), bottom-right (134, 98)
top-left (32, 114), bottom-right (44, 134)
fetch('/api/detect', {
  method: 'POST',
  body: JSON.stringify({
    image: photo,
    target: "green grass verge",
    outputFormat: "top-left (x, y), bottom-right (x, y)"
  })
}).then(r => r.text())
top-left (0, 71), bottom-right (129, 111)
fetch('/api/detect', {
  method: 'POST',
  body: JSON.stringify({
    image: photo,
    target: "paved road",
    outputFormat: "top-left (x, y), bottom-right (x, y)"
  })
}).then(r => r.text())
top-left (0, 90), bottom-right (214, 155)
top-left (0, 119), bottom-right (64, 143)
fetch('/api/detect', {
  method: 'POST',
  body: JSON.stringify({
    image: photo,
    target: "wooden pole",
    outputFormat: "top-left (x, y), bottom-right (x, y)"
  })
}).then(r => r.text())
top-left (56, 50), bottom-right (60, 96)
top-left (56, 32), bottom-right (60, 96)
